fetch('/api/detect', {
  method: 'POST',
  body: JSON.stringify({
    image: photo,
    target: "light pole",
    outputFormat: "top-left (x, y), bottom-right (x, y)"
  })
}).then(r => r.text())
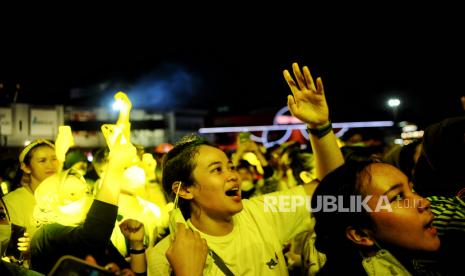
top-left (387, 98), bottom-right (401, 121)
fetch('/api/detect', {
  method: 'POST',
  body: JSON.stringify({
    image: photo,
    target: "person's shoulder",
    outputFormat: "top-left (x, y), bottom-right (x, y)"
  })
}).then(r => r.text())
top-left (151, 234), bottom-right (172, 252)
top-left (147, 236), bottom-right (172, 275)
top-left (146, 235), bottom-right (171, 271)
top-left (4, 187), bottom-right (31, 201)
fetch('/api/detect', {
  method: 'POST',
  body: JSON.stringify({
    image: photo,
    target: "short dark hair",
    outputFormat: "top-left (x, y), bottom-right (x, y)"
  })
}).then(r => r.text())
top-left (161, 134), bottom-right (214, 218)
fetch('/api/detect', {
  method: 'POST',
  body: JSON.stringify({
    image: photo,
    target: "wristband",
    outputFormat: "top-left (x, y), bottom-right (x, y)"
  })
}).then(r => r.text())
top-left (129, 248), bottom-right (146, 254)
top-left (307, 121), bottom-right (332, 139)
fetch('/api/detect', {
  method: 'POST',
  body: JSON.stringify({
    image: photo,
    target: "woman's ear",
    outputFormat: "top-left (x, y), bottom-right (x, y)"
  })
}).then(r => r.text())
top-left (20, 162), bottom-right (32, 174)
top-left (345, 226), bottom-right (375, 247)
top-left (171, 181), bottom-right (193, 200)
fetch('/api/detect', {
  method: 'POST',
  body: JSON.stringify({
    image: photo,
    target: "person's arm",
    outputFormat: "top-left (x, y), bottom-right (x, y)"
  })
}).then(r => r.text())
top-left (120, 219), bottom-right (147, 275)
top-left (166, 223), bottom-right (208, 276)
top-left (98, 118), bottom-right (138, 205)
top-left (95, 132), bottom-right (134, 205)
top-left (283, 62), bottom-right (344, 195)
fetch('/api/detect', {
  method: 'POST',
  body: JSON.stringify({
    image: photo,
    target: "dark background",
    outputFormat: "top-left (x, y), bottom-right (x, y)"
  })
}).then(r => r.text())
top-left (1, 8), bottom-right (464, 128)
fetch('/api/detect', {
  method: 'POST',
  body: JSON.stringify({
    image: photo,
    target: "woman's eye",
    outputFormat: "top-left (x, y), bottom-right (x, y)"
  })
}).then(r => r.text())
top-left (211, 167), bottom-right (222, 173)
top-left (394, 194), bottom-right (404, 201)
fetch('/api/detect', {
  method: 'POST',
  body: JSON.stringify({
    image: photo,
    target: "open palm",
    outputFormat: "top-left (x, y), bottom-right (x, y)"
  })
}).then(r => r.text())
top-left (283, 63), bottom-right (329, 127)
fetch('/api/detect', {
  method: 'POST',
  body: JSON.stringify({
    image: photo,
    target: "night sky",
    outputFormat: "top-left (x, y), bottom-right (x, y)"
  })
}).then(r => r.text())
top-left (1, 10), bottom-right (464, 129)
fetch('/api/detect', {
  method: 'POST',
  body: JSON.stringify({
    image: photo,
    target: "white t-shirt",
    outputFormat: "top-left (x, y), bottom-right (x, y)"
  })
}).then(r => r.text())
top-left (3, 187), bottom-right (39, 237)
top-left (147, 186), bottom-right (312, 275)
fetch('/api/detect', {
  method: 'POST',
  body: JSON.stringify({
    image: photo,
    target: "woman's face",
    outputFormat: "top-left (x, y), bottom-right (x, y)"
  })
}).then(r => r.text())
top-left (23, 145), bottom-right (59, 183)
top-left (189, 145), bottom-right (243, 220)
top-left (364, 163), bottom-right (440, 252)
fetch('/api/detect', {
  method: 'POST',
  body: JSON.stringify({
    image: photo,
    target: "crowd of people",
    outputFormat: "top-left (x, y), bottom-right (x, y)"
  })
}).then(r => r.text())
top-left (0, 65), bottom-right (463, 275)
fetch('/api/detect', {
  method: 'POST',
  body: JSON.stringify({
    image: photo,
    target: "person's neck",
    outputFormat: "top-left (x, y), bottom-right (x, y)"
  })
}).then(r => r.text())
top-left (28, 178), bottom-right (41, 193)
top-left (190, 210), bottom-right (234, 236)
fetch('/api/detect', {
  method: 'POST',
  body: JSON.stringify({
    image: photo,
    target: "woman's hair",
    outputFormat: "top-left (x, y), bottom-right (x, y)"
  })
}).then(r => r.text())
top-left (311, 160), bottom-right (376, 274)
top-left (161, 134), bottom-right (213, 219)
top-left (13, 139), bottom-right (55, 189)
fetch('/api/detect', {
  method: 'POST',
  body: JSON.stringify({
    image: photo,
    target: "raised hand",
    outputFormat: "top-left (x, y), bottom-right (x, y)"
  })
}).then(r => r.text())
top-left (283, 62), bottom-right (344, 182)
top-left (120, 219), bottom-right (145, 249)
top-left (283, 63), bottom-right (329, 128)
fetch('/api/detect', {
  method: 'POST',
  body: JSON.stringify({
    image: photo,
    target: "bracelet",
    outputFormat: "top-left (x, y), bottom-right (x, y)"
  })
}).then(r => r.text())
top-left (307, 120), bottom-right (332, 139)
top-left (129, 248), bottom-right (146, 254)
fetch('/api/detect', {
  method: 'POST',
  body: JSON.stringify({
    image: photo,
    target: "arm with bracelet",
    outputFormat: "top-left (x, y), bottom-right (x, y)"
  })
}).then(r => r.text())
top-left (119, 219), bottom-right (147, 275)
top-left (283, 62), bottom-right (344, 190)
top-left (307, 120), bottom-right (333, 139)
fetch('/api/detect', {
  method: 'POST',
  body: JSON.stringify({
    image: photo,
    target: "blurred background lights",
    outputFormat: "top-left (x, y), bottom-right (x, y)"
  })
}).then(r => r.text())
top-left (387, 98), bottom-right (401, 107)
top-left (112, 99), bottom-right (124, 111)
